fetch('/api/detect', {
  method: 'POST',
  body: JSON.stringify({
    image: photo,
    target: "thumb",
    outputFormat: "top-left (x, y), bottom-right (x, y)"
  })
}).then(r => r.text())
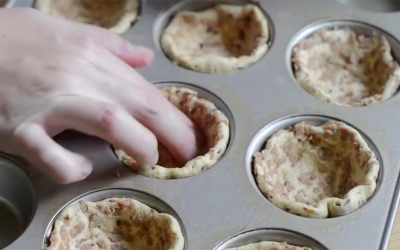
top-left (14, 124), bottom-right (92, 184)
top-left (76, 25), bottom-right (154, 68)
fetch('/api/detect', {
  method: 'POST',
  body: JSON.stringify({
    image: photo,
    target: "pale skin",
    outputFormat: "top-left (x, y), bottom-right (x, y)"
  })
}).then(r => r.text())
top-left (0, 8), bottom-right (198, 184)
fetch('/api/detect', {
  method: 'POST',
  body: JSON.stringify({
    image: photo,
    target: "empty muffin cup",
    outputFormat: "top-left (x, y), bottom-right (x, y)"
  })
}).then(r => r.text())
top-left (214, 228), bottom-right (328, 250)
top-left (248, 115), bottom-right (381, 218)
top-left (0, 153), bottom-right (36, 249)
top-left (289, 20), bottom-right (400, 107)
top-left (43, 188), bottom-right (187, 250)
top-left (34, 0), bottom-right (140, 34)
top-left (158, 0), bottom-right (271, 73)
top-left (114, 82), bottom-right (233, 179)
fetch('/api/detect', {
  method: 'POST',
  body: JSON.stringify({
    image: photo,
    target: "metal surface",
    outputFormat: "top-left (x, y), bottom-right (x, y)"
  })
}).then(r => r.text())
top-left (337, 0), bottom-right (400, 13)
top-left (3, 0), bottom-right (400, 249)
top-left (0, 153), bottom-right (36, 249)
top-left (245, 114), bottom-right (384, 216)
top-left (213, 228), bottom-right (328, 250)
top-left (286, 19), bottom-right (400, 101)
top-left (0, 0), bottom-right (9, 7)
top-left (42, 188), bottom-right (188, 249)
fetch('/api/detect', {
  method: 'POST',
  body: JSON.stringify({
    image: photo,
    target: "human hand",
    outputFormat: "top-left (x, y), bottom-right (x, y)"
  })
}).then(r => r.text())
top-left (0, 8), bottom-right (198, 184)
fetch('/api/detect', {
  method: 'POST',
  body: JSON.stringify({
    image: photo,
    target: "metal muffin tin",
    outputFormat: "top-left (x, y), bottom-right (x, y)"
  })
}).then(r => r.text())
top-left (42, 188), bottom-right (188, 249)
top-left (3, 0), bottom-right (400, 249)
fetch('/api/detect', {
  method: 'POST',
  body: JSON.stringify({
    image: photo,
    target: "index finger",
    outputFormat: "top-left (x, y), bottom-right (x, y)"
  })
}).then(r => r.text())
top-left (129, 84), bottom-right (198, 164)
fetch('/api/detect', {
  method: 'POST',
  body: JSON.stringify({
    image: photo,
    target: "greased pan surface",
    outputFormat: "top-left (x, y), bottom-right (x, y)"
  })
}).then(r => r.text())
top-left (4, 0), bottom-right (400, 249)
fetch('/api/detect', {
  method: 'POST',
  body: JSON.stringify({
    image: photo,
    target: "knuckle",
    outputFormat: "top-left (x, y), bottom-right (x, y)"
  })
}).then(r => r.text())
top-left (41, 65), bottom-right (78, 88)
top-left (43, 57), bottom-right (71, 74)
top-left (58, 35), bottom-right (99, 63)
top-left (72, 37), bottom-right (101, 60)
top-left (98, 104), bottom-right (123, 134)
top-left (78, 48), bottom-right (97, 63)
top-left (140, 90), bottom-right (165, 118)
top-left (75, 37), bottom-right (97, 51)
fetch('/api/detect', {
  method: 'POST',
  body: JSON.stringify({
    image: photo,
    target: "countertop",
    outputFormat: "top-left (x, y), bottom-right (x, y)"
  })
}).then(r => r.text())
top-left (389, 211), bottom-right (400, 249)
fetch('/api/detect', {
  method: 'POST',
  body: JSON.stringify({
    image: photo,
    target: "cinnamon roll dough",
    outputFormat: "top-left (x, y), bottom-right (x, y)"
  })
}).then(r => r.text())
top-left (161, 4), bottom-right (269, 73)
top-left (115, 86), bottom-right (230, 179)
top-left (45, 198), bottom-right (184, 250)
top-left (253, 121), bottom-right (380, 218)
top-left (35, 0), bottom-right (139, 34)
top-left (292, 27), bottom-right (400, 107)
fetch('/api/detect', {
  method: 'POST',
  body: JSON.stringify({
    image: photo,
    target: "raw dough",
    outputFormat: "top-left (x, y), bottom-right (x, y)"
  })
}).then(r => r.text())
top-left (161, 4), bottom-right (269, 73)
top-left (45, 198), bottom-right (184, 250)
top-left (115, 86), bottom-right (230, 179)
top-left (292, 27), bottom-right (400, 107)
top-left (253, 121), bottom-right (380, 218)
top-left (35, 0), bottom-right (139, 34)
top-left (228, 241), bottom-right (313, 250)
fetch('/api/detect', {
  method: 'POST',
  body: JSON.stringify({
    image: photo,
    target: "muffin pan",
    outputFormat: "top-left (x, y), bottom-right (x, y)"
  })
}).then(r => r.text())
top-left (0, 153), bottom-right (36, 249)
top-left (214, 228), bottom-right (328, 250)
top-left (3, 0), bottom-right (400, 249)
top-left (288, 20), bottom-right (400, 107)
top-left (115, 82), bottom-right (233, 179)
top-left (247, 115), bottom-right (382, 219)
top-left (42, 188), bottom-right (188, 250)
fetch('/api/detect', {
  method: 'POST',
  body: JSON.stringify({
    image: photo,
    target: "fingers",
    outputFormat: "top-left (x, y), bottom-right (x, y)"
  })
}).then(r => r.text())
top-left (129, 85), bottom-right (199, 163)
top-left (14, 124), bottom-right (92, 184)
top-left (64, 61), bottom-right (198, 165)
top-left (82, 44), bottom-right (151, 87)
top-left (14, 8), bottom-right (154, 68)
top-left (71, 24), bottom-right (154, 68)
top-left (50, 96), bottom-right (159, 168)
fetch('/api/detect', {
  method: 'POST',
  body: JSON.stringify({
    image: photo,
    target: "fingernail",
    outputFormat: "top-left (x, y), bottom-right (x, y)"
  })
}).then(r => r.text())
top-left (81, 165), bottom-right (92, 178)
top-left (80, 158), bottom-right (93, 178)
top-left (121, 44), bottom-right (154, 66)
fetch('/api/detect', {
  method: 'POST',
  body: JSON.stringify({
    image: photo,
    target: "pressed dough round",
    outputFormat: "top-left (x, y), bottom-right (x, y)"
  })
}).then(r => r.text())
top-left (45, 198), bottom-right (184, 250)
top-left (253, 121), bottom-right (380, 218)
top-left (160, 4), bottom-right (269, 74)
top-left (115, 86), bottom-right (230, 179)
top-left (228, 241), bottom-right (313, 250)
top-left (292, 27), bottom-right (400, 107)
top-left (35, 0), bottom-right (139, 34)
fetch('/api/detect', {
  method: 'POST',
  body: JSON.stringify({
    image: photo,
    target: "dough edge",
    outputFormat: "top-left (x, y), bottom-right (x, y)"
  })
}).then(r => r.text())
top-left (34, 0), bottom-right (139, 34)
top-left (46, 197), bottom-right (184, 250)
top-left (160, 4), bottom-right (269, 74)
top-left (115, 87), bottom-right (230, 179)
top-left (254, 121), bottom-right (380, 218)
